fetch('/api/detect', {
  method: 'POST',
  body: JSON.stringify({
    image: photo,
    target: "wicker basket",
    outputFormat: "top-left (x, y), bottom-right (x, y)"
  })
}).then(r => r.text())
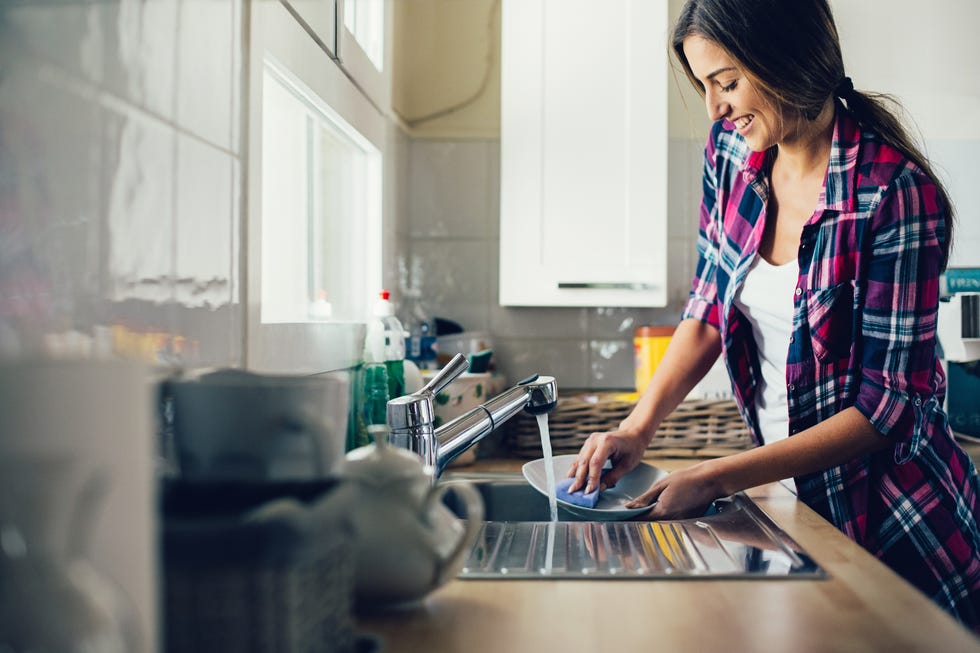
top-left (508, 393), bottom-right (752, 458)
top-left (162, 482), bottom-right (356, 653)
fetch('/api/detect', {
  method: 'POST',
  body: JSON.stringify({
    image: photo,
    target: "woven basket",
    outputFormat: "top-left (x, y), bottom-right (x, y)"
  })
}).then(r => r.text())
top-left (162, 483), bottom-right (356, 653)
top-left (508, 393), bottom-right (752, 458)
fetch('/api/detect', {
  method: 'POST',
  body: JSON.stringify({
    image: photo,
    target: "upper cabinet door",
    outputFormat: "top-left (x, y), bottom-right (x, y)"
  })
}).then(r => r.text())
top-left (499, 0), bottom-right (669, 307)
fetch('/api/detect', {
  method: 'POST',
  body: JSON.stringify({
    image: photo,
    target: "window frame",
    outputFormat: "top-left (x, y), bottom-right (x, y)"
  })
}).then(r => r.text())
top-left (245, 0), bottom-right (387, 373)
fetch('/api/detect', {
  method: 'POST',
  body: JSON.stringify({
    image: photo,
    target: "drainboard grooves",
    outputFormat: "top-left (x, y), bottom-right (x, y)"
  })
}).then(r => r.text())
top-left (499, 523), bottom-right (534, 574)
top-left (641, 523), bottom-right (675, 574)
top-left (482, 522), bottom-right (509, 572)
top-left (567, 523), bottom-right (597, 575)
top-left (619, 523), bottom-right (650, 574)
top-left (462, 522), bottom-right (495, 573)
top-left (535, 521), bottom-right (575, 576)
top-left (665, 523), bottom-right (699, 572)
top-left (598, 524), bottom-right (623, 575)
top-left (457, 494), bottom-right (824, 579)
top-left (522, 523), bottom-right (541, 572)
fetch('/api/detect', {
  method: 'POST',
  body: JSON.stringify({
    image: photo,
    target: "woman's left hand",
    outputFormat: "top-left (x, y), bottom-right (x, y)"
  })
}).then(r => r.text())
top-left (625, 460), bottom-right (725, 519)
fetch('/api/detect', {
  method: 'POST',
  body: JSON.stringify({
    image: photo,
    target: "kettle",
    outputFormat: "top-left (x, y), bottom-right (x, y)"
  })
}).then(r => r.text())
top-left (338, 439), bottom-right (483, 608)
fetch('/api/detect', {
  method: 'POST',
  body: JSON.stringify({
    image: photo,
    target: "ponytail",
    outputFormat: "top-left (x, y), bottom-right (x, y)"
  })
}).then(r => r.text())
top-left (838, 85), bottom-right (955, 269)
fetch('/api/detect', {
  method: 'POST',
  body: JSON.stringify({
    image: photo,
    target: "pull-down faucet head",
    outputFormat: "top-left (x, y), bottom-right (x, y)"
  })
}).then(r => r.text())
top-left (386, 354), bottom-right (558, 480)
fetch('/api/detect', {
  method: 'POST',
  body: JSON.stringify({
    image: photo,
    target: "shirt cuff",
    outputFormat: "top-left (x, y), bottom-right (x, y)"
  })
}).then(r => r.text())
top-left (681, 294), bottom-right (720, 330)
top-left (853, 378), bottom-right (919, 463)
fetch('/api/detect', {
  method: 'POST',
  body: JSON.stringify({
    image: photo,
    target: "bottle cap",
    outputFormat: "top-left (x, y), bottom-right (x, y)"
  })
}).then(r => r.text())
top-left (374, 290), bottom-right (394, 317)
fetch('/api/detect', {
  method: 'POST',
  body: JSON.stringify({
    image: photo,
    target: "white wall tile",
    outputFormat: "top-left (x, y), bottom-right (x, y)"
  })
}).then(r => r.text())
top-left (0, 61), bottom-right (104, 319)
top-left (589, 339), bottom-right (634, 389)
top-left (104, 101), bottom-right (175, 304)
top-left (409, 239), bottom-right (492, 332)
top-left (408, 140), bottom-right (495, 239)
top-left (493, 338), bottom-right (589, 388)
top-left (4, 2), bottom-right (105, 85)
top-left (176, 0), bottom-right (235, 150)
top-left (489, 306), bottom-right (589, 339)
top-left (587, 307), bottom-right (680, 339)
top-left (175, 133), bottom-right (233, 309)
top-left (102, 0), bottom-right (178, 119)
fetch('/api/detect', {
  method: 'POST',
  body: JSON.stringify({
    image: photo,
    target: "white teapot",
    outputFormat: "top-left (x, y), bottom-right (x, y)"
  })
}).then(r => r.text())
top-left (338, 440), bottom-right (483, 608)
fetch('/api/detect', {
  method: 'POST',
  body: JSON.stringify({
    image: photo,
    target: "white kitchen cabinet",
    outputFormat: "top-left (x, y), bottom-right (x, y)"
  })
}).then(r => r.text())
top-left (499, 0), bottom-right (669, 307)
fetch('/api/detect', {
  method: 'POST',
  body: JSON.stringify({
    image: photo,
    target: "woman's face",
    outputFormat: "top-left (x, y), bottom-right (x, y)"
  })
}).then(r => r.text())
top-left (682, 35), bottom-right (782, 152)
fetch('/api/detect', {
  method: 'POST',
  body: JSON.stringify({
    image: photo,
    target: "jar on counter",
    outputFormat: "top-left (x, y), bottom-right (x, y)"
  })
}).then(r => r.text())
top-left (634, 325), bottom-right (675, 395)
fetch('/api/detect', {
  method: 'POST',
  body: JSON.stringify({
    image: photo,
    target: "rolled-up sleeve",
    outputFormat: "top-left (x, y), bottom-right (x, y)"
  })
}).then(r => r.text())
top-left (682, 134), bottom-right (722, 330)
top-left (853, 170), bottom-right (946, 461)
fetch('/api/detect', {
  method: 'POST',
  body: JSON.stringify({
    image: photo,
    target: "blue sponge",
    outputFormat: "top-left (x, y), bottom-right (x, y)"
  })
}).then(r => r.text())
top-left (555, 477), bottom-right (601, 508)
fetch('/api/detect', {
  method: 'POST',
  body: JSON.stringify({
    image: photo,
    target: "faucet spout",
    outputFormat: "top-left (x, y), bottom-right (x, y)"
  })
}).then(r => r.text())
top-left (434, 374), bottom-right (557, 475)
top-left (386, 354), bottom-right (558, 480)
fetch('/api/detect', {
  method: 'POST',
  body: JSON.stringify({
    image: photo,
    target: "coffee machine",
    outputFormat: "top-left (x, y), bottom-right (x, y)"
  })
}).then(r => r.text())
top-left (937, 268), bottom-right (980, 441)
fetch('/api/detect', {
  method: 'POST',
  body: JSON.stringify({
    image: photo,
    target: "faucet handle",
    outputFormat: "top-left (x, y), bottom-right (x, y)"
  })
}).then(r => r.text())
top-left (419, 353), bottom-right (469, 397)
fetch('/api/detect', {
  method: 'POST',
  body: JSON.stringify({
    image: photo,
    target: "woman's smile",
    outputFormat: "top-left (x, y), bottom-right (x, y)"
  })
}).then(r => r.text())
top-left (683, 35), bottom-right (776, 151)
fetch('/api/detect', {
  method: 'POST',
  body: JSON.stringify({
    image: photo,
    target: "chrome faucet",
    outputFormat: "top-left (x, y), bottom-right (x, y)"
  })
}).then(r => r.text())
top-left (386, 353), bottom-right (558, 479)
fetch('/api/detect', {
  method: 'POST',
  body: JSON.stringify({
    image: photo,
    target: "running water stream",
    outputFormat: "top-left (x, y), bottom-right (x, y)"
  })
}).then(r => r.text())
top-left (536, 412), bottom-right (558, 573)
top-left (536, 413), bottom-right (558, 522)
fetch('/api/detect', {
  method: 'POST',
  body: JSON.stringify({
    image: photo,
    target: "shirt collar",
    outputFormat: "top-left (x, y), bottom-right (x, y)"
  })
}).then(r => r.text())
top-left (737, 102), bottom-right (861, 214)
top-left (821, 103), bottom-right (861, 214)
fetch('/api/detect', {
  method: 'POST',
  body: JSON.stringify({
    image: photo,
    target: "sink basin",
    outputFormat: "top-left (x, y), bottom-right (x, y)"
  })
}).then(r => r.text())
top-left (442, 471), bottom-right (569, 521)
top-left (440, 470), bottom-right (710, 522)
top-left (440, 471), bottom-right (824, 580)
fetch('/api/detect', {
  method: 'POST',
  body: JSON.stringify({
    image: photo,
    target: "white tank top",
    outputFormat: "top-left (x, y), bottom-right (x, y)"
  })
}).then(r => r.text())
top-left (734, 254), bottom-right (799, 493)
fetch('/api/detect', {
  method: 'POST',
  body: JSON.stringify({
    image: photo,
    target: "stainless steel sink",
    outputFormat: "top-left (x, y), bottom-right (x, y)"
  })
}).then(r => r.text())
top-left (441, 471), bottom-right (824, 580)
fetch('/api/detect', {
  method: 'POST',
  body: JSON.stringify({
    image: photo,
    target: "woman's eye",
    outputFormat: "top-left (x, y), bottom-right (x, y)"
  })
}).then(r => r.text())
top-left (720, 80), bottom-right (738, 93)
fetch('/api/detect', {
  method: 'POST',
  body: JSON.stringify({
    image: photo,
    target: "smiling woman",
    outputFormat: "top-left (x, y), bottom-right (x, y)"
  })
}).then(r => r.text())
top-left (566, 0), bottom-right (980, 634)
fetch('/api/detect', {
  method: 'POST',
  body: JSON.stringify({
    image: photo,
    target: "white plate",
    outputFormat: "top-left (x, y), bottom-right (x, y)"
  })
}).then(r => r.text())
top-left (522, 454), bottom-right (669, 521)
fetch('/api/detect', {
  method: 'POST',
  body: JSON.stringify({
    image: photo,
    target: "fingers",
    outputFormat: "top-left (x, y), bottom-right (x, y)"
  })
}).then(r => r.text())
top-left (624, 479), bottom-right (665, 510)
top-left (566, 432), bottom-right (608, 493)
top-left (585, 447), bottom-right (608, 494)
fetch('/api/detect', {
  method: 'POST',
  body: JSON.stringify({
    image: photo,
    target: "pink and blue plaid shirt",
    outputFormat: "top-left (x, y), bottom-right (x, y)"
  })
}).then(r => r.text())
top-left (682, 105), bottom-right (980, 630)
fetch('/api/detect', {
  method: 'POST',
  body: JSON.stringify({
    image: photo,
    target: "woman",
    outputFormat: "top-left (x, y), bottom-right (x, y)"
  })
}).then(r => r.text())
top-left (566, 0), bottom-right (980, 632)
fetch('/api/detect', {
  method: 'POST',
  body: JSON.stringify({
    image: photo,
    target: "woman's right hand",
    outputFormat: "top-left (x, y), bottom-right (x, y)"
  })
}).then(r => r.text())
top-left (565, 423), bottom-right (650, 495)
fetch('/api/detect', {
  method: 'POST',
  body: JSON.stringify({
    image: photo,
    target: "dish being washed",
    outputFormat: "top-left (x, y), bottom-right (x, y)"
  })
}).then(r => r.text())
top-left (522, 454), bottom-right (669, 521)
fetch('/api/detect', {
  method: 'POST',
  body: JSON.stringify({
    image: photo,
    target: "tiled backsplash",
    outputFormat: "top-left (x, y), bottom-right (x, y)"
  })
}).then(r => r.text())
top-left (0, 0), bottom-right (243, 367)
top-left (403, 131), bottom-right (980, 390)
top-left (402, 138), bottom-right (704, 390)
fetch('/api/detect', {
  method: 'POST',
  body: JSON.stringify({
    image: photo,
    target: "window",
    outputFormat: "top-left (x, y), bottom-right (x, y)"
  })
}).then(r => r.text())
top-left (247, 0), bottom-right (388, 372)
top-left (260, 59), bottom-right (381, 324)
top-left (343, 0), bottom-right (385, 72)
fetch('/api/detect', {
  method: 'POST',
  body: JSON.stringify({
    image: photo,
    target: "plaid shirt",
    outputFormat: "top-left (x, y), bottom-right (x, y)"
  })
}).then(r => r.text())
top-left (682, 106), bottom-right (980, 630)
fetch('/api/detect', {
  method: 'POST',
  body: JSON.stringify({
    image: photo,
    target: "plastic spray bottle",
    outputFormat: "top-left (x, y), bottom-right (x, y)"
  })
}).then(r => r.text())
top-left (374, 290), bottom-right (407, 400)
top-left (358, 313), bottom-right (390, 448)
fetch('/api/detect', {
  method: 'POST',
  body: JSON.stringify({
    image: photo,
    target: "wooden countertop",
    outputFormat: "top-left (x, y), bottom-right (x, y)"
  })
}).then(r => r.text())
top-left (356, 454), bottom-right (980, 653)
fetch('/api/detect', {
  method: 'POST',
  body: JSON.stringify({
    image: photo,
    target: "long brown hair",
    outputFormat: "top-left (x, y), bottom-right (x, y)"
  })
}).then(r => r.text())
top-left (671, 0), bottom-right (955, 268)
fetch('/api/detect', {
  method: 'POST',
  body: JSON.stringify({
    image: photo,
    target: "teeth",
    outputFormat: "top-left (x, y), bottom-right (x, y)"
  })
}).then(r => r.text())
top-left (735, 115), bottom-right (752, 129)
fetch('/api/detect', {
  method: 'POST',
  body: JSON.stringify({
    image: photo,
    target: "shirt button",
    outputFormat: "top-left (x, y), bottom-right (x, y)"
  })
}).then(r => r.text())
top-left (789, 335), bottom-right (795, 343)
top-left (914, 397), bottom-right (922, 406)
top-left (788, 383), bottom-right (795, 392)
top-left (795, 287), bottom-right (803, 296)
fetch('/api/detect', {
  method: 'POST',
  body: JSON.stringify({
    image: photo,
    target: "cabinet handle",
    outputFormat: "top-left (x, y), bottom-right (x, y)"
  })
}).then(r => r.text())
top-left (557, 282), bottom-right (657, 291)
